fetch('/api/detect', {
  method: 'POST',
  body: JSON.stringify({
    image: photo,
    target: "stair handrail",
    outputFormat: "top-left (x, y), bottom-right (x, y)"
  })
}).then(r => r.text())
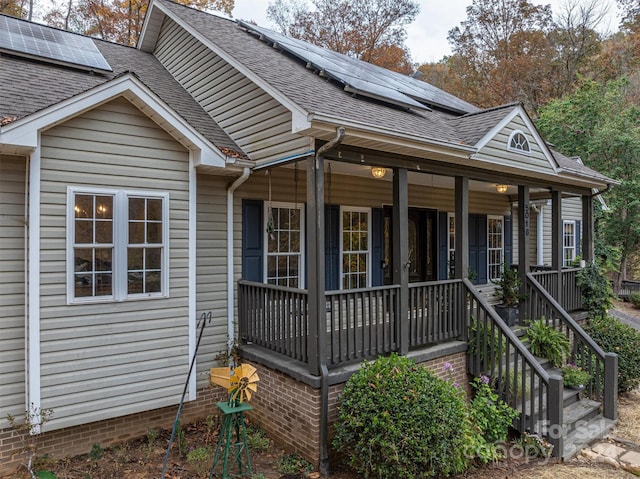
top-left (526, 273), bottom-right (606, 362)
top-left (464, 278), bottom-right (550, 381)
top-left (464, 278), bottom-right (568, 455)
top-left (526, 272), bottom-right (617, 420)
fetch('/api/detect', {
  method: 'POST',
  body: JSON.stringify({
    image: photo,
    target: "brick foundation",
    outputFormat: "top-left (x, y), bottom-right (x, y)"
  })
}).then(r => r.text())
top-left (0, 387), bottom-right (226, 477)
top-left (244, 349), bottom-right (471, 469)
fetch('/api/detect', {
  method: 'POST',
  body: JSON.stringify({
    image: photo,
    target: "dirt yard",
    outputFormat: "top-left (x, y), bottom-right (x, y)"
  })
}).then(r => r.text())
top-left (6, 301), bottom-right (640, 479)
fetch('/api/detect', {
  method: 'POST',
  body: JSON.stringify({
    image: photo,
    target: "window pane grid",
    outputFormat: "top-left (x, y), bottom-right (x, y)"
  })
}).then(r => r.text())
top-left (342, 210), bottom-right (369, 289)
top-left (266, 206), bottom-right (302, 288)
top-left (128, 197), bottom-right (164, 295)
top-left (73, 194), bottom-right (114, 298)
top-left (563, 222), bottom-right (576, 267)
top-left (488, 217), bottom-right (504, 281)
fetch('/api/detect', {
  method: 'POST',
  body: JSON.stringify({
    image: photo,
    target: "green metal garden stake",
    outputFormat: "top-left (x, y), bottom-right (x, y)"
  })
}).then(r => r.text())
top-left (208, 401), bottom-right (253, 479)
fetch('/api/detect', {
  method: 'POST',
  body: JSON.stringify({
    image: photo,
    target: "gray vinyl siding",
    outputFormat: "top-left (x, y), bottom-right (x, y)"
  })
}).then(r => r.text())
top-left (512, 196), bottom-right (583, 266)
top-left (195, 174), bottom-right (229, 386)
top-left (0, 154), bottom-right (26, 428)
top-left (38, 97), bottom-right (191, 431)
top-left (479, 115), bottom-right (555, 175)
top-left (153, 18), bottom-right (313, 164)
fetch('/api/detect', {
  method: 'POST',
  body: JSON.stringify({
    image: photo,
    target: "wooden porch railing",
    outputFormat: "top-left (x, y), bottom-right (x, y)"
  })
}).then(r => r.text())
top-left (465, 278), bottom-right (562, 453)
top-left (238, 279), bottom-right (465, 368)
top-left (238, 281), bottom-right (308, 363)
top-left (530, 268), bottom-right (583, 312)
top-left (408, 279), bottom-right (464, 346)
top-left (525, 273), bottom-right (617, 421)
top-left (325, 285), bottom-right (400, 366)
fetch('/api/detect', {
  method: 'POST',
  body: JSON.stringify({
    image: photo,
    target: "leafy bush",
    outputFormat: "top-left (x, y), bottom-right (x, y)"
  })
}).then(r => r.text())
top-left (577, 260), bottom-right (614, 319)
top-left (525, 319), bottom-right (570, 367)
top-left (469, 376), bottom-right (519, 444)
top-left (587, 315), bottom-right (640, 392)
top-left (629, 291), bottom-right (640, 309)
top-left (276, 453), bottom-right (314, 474)
top-left (333, 354), bottom-right (469, 478)
top-left (561, 364), bottom-right (591, 387)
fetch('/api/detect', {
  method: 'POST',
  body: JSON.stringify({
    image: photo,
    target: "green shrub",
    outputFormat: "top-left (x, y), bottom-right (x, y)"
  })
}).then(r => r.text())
top-left (333, 354), bottom-right (469, 478)
top-left (577, 261), bottom-right (614, 319)
top-left (525, 319), bottom-right (570, 367)
top-left (246, 426), bottom-right (270, 452)
top-left (276, 453), bottom-right (314, 474)
top-left (469, 376), bottom-right (519, 444)
top-left (587, 315), bottom-right (640, 392)
top-left (629, 292), bottom-right (640, 309)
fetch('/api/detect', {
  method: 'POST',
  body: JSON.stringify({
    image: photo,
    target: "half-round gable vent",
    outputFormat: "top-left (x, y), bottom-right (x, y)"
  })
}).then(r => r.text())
top-left (508, 130), bottom-right (530, 153)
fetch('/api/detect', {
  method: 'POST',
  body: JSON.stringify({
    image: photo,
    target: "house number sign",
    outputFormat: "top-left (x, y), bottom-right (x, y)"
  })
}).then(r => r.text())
top-left (524, 203), bottom-right (530, 237)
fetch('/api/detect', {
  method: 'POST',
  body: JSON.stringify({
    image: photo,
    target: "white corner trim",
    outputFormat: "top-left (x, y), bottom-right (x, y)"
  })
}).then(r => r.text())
top-left (188, 153), bottom-right (197, 401)
top-left (1, 74), bottom-right (227, 169)
top-left (27, 143), bottom-right (42, 429)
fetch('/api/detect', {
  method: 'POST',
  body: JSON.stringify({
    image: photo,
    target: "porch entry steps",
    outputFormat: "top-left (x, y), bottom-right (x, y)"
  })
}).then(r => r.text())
top-left (484, 322), bottom-right (615, 460)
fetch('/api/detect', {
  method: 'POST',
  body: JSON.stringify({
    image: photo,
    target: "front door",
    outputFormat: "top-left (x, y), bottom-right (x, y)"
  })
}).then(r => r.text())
top-left (384, 207), bottom-right (437, 284)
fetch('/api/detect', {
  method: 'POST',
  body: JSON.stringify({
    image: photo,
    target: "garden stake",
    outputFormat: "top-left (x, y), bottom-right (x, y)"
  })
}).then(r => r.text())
top-left (161, 311), bottom-right (212, 479)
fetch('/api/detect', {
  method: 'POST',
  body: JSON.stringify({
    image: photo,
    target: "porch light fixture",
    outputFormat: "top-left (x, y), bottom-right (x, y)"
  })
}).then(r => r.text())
top-left (496, 184), bottom-right (508, 194)
top-left (371, 167), bottom-right (387, 179)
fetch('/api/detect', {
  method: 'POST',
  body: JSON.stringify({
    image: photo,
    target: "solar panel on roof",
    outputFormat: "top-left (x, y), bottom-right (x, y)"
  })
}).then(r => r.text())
top-left (0, 14), bottom-right (112, 72)
top-left (238, 20), bottom-right (478, 114)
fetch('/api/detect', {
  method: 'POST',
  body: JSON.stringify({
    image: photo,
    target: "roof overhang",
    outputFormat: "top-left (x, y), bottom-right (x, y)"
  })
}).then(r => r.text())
top-left (0, 73), bottom-right (228, 168)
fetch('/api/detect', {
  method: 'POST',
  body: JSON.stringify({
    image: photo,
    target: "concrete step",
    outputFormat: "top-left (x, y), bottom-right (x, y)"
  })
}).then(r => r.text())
top-left (562, 415), bottom-right (617, 460)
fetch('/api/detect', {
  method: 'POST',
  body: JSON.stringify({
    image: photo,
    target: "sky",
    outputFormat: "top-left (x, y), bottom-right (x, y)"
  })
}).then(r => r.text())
top-left (226, 0), bottom-right (621, 65)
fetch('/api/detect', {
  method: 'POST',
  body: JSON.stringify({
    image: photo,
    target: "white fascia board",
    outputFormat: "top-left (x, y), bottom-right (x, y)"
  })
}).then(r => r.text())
top-left (148, 0), bottom-right (312, 133)
top-left (137, 2), bottom-right (165, 52)
top-left (473, 105), bottom-right (559, 174)
top-left (0, 73), bottom-right (227, 169)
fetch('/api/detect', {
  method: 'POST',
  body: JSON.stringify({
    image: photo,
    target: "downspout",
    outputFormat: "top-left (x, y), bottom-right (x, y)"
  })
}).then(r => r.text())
top-left (316, 127), bottom-right (345, 477)
top-left (227, 167), bottom-right (251, 361)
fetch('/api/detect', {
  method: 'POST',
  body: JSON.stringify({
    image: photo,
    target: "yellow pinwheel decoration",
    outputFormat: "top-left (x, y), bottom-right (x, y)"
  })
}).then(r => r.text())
top-left (210, 364), bottom-right (260, 405)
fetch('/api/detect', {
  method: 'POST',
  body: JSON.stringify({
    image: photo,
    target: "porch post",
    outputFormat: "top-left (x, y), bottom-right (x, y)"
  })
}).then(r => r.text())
top-left (392, 168), bottom-right (409, 355)
top-left (518, 186), bottom-right (530, 321)
top-left (582, 195), bottom-right (594, 262)
top-left (454, 176), bottom-right (469, 280)
top-left (307, 155), bottom-right (325, 376)
top-left (551, 190), bottom-right (563, 302)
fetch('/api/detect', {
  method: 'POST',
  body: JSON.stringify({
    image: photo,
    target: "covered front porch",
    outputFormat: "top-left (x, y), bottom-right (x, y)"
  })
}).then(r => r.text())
top-left (236, 140), bottom-right (597, 375)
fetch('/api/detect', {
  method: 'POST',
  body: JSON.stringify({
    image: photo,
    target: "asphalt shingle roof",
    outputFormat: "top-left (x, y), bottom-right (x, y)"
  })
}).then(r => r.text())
top-left (0, 18), bottom-right (241, 153)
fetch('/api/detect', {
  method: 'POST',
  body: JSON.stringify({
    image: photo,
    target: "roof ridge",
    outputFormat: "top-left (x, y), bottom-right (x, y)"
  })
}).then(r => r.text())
top-left (456, 102), bottom-right (521, 119)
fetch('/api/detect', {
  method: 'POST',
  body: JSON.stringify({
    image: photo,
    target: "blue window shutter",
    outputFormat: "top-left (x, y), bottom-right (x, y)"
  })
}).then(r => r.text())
top-left (371, 208), bottom-right (384, 287)
top-left (469, 214), bottom-right (478, 284)
top-left (575, 220), bottom-right (581, 258)
top-left (438, 212), bottom-right (449, 280)
top-left (478, 214), bottom-right (488, 284)
top-left (325, 204), bottom-right (340, 290)
top-left (504, 215), bottom-right (513, 267)
top-left (242, 199), bottom-right (263, 281)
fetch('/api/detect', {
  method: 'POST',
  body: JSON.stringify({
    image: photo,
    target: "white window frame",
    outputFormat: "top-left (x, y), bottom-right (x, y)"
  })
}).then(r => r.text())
top-left (563, 220), bottom-right (576, 267)
top-left (487, 215), bottom-right (504, 281)
top-left (66, 186), bottom-right (169, 304)
top-left (263, 201), bottom-right (305, 288)
top-left (340, 206), bottom-right (371, 290)
top-left (508, 130), bottom-right (531, 154)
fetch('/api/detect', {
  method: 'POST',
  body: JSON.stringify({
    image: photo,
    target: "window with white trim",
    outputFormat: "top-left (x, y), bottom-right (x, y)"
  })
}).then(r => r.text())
top-left (508, 130), bottom-right (531, 153)
top-left (448, 213), bottom-right (455, 279)
top-left (341, 208), bottom-right (370, 289)
top-left (265, 203), bottom-right (304, 288)
top-left (488, 216), bottom-right (504, 281)
top-left (563, 220), bottom-right (576, 267)
top-left (68, 188), bottom-right (168, 302)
